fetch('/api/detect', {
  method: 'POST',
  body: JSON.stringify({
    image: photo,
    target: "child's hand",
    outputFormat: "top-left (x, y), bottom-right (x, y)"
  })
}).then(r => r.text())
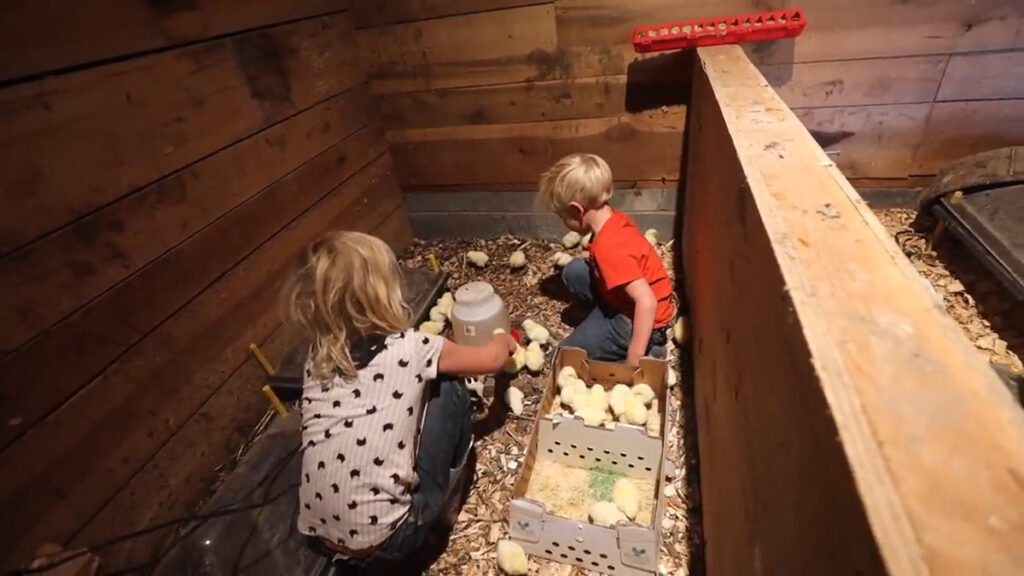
top-left (492, 333), bottom-right (518, 357)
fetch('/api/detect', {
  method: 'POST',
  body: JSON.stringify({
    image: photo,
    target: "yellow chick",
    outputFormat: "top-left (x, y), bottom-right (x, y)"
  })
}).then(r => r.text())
top-left (581, 232), bottom-right (593, 249)
top-left (646, 398), bottom-right (660, 437)
top-left (632, 383), bottom-right (655, 406)
top-left (673, 316), bottom-right (687, 344)
top-left (609, 384), bottom-right (631, 416)
top-left (505, 385), bottom-right (525, 416)
top-left (508, 250), bottom-right (527, 269)
top-left (611, 478), bottom-right (640, 520)
top-left (503, 344), bottom-right (526, 373)
top-left (429, 305), bottom-right (447, 322)
top-left (586, 384), bottom-right (610, 414)
top-left (562, 230), bottom-right (582, 248)
top-left (588, 501), bottom-right (627, 527)
top-left (575, 407), bottom-right (607, 427)
top-left (551, 251), bottom-right (573, 267)
top-left (623, 394), bottom-right (648, 426)
top-left (524, 341), bottom-right (545, 373)
top-left (496, 540), bottom-right (529, 575)
top-left (643, 228), bottom-right (659, 245)
top-left (419, 320), bottom-right (445, 335)
top-left (556, 366), bottom-right (579, 389)
top-left (520, 319), bottom-right (550, 345)
top-left (467, 250), bottom-right (489, 267)
top-left (438, 291), bottom-right (454, 311)
top-left (562, 380), bottom-right (589, 412)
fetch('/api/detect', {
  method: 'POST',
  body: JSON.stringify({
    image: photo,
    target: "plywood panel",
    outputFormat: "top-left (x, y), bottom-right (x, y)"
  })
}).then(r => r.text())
top-left (72, 208), bottom-right (411, 572)
top-left (689, 44), bottom-right (1024, 575)
top-left (0, 87), bottom-right (376, 357)
top-left (761, 56), bottom-right (947, 108)
top-left (0, 157), bottom-right (404, 568)
top-left (359, 5), bottom-right (557, 93)
top-left (0, 0), bottom-right (345, 82)
top-left (937, 50), bottom-right (1024, 101)
top-left (389, 109), bottom-right (685, 186)
top-left (0, 13), bottom-right (363, 254)
top-left (378, 75), bottom-right (688, 129)
top-left (0, 124), bottom-right (387, 453)
top-left (794, 104), bottom-right (932, 178)
top-left (556, 0), bottom-right (1023, 62)
top-left (913, 99), bottom-right (1024, 175)
top-left (353, 0), bottom-right (548, 27)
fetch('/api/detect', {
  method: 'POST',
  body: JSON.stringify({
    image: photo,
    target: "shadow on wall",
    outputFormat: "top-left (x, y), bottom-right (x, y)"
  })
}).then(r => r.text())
top-left (623, 50), bottom-right (694, 113)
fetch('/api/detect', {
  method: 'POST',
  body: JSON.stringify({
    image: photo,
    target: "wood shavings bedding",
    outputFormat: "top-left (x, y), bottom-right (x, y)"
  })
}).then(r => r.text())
top-left (398, 236), bottom-right (694, 576)
top-left (524, 460), bottom-right (657, 527)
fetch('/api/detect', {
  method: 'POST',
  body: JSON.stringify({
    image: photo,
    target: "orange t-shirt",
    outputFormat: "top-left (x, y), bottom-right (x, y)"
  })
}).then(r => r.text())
top-left (588, 210), bottom-right (674, 327)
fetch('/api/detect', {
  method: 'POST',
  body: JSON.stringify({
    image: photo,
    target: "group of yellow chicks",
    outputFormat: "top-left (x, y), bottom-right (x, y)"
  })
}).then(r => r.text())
top-left (465, 227), bottom-right (662, 272)
top-left (548, 366), bottom-right (661, 438)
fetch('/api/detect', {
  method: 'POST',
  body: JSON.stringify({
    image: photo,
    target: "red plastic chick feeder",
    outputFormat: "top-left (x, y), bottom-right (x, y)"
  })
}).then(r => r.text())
top-left (632, 9), bottom-right (806, 53)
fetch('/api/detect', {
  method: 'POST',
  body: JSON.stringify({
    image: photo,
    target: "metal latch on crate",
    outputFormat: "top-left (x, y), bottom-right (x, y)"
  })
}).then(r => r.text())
top-left (617, 524), bottom-right (659, 572)
top-left (509, 499), bottom-right (545, 543)
top-left (632, 8), bottom-right (807, 53)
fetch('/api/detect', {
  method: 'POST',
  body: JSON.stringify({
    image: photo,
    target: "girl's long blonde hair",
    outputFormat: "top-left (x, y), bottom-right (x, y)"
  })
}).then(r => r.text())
top-left (281, 231), bottom-right (409, 379)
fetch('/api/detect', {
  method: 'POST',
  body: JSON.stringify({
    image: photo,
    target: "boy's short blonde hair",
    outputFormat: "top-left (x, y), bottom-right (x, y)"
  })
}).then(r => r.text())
top-left (281, 231), bottom-right (409, 380)
top-left (538, 153), bottom-right (613, 212)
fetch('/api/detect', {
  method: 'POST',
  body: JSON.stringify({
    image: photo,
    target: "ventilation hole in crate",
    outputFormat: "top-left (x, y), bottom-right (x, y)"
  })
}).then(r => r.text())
top-left (579, 454), bottom-right (585, 460)
top-left (586, 447), bottom-right (593, 452)
top-left (560, 553), bottom-right (568, 559)
top-left (552, 542), bottom-right (560, 548)
top-left (637, 456), bottom-right (645, 461)
top-left (595, 457), bottom-right (602, 462)
top-left (599, 553), bottom-right (608, 559)
top-left (591, 562), bottom-right (600, 568)
top-left (644, 466), bottom-right (653, 472)
top-left (611, 460), bottom-right (619, 465)
top-left (583, 549), bottom-right (591, 555)
top-left (555, 441), bottom-right (562, 446)
top-left (567, 545), bottom-right (575, 551)
top-left (563, 452), bottom-right (569, 457)
top-left (545, 549), bottom-right (553, 555)
top-left (620, 452), bottom-right (626, 457)
top-left (603, 450), bottom-right (610, 455)
top-left (576, 557), bottom-right (583, 563)
top-left (546, 449), bottom-right (553, 454)
top-left (570, 443), bottom-right (578, 449)
top-left (628, 463), bottom-right (635, 469)
top-left (608, 565), bottom-right (616, 571)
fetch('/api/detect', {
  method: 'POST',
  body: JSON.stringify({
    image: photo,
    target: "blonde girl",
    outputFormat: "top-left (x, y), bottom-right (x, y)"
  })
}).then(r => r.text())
top-left (282, 231), bottom-right (516, 568)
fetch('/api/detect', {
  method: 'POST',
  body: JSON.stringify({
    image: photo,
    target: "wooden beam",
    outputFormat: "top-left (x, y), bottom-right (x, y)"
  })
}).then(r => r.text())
top-left (685, 45), bottom-right (1024, 575)
top-left (0, 0), bottom-right (346, 82)
top-left (0, 156), bottom-right (403, 569)
top-left (352, 0), bottom-right (549, 28)
top-left (0, 13), bottom-right (364, 255)
top-left (388, 109), bottom-right (684, 186)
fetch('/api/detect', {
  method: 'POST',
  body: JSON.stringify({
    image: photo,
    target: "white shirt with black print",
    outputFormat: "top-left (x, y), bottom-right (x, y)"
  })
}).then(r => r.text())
top-left (297, 329), bottom-right (444, 550)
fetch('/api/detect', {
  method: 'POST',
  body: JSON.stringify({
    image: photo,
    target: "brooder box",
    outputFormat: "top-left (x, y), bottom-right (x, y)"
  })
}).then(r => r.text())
top-left (509, 348), bottom-right (671, 575)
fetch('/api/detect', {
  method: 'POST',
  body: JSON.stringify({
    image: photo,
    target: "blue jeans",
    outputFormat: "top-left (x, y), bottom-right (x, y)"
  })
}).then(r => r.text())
top-left (560, 259), bottom-right (668, 362)
top-left (321, 376), bottom-right (471, 571)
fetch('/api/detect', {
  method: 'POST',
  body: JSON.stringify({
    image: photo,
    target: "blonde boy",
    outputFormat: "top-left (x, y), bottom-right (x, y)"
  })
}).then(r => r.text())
top-left (539, 153), bottom-right (674, 364)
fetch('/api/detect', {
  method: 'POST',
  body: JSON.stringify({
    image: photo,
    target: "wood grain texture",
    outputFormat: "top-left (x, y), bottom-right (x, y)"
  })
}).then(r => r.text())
top-left (358, 5), bottom-right (557, 93)
top-left (937, 50), bottom-right (1024, 101)
top-left (913, 99), bottom-right (1024, 175)
top-left (0, 13), bottom-right (363, 255)
top-left (794, 104), bottom-right (932, 178)
top-left (0, 0), bottom-right (346, 82)
top-left (378, 74), bottom-right (688, 129)
top-left (761, 56), bottom-right (947, 108)
top-left (0, 156), bottom-right (404, 569)
top-left (0, 87), bottom-right (375, 357)
top-left (0, 121), bottom-right (386, 453)
top-left (689, 44), bottom-right (1024, 575)
top-left (353, 0), bottom-right (548, 27)
top-left (71, 206), bottom-right (411, 572)
top-left (389, 109), bottom-right (685, 186)
top-left (556, 0), bottom-right (1023, 62)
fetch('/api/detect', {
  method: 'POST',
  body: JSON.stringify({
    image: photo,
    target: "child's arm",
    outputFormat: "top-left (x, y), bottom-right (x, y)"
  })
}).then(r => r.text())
top-left (624, 278), bottom-right (658, 366)
top-left (438, 333), bottom-right (518, 376)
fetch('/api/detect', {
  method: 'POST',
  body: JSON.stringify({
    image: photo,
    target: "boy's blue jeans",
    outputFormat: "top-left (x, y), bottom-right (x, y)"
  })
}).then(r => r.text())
top-left (560, 258), bottom-right (668, 361)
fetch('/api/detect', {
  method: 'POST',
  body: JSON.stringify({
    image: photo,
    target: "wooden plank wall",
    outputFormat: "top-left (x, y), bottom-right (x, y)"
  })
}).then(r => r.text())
top-left (687, 45), bottom-right (1024, 575)
top-left (0, 2), bottom-right (412, 571)
top-left (354, 0), bottom-right (1022, 192)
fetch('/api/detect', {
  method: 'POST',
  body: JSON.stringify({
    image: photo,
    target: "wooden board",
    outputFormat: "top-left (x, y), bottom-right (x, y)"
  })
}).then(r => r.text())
top-left (687, 44), bottom-right (1024, 575)
top-left (793, 104), bottom-right (932, 178)
top-left (555, 0), bottom-right (1023, 62)
top-left (353, 0), bottom-right (548, 28)
top-left (0, 0), bottom-right (345, 82)
top-left (0, 123), bottom-right (387, 453)
top-left (913, 99), bottom-right (1024, 176)
top-left (378, 74), bottom-right (688, 129)
top-left (937, 50), bottom-right (1024, 101)
top-left (0, 157), bottom-right (405, 569)
top-left (0, 86), bottom-right (376, 357)
top-left (358, 5), bottom-right (557, 93)
top-left (760, 56), bottom-right (947, 108)
top-left (0, 13), bottom-right (363, 255)
top-left (71, 209), bottom-right (411, 571)
top-left (389, 109), bottom-right (685, 186)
